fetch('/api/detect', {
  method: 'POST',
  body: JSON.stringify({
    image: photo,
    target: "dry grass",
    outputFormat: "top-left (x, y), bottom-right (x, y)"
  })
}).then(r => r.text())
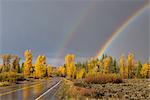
top-left (84, 73), bottom-right (122, 84)
top-left (0, 82), bottom-right (10, 87)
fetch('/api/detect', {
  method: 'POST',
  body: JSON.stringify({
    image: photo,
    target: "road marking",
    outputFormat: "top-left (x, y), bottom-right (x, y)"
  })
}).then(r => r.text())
top-left (35, 80), bottom-right (61, 100)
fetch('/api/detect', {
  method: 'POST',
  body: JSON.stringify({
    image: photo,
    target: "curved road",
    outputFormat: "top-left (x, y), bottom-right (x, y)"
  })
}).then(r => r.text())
top-left (0, 77), bottom-right (61, 100)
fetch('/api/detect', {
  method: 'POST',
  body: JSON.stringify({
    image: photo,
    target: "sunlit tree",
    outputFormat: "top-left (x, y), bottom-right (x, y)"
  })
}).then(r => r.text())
top-left (12, 56), bottom-right (20, 73)
top-left (47, 64), bottom-right (53, 77)
top-left (65, 54), bottom-right (76, 78)
top-left (34, 55), bottom-right (46, 78)
top-left (127, 53), bottom-right (135, 78)
top-left (119, 54), bottom-right (126, 78)
top-left (76, 68), bottom-right (85, 79)
top-left (85, 58), bottom-right (99, 76)
top-left (23, 50), bottom-right (32, 76)
top-left (57, 66), bottom-right (65, 77)
top-left (0, 54), bottom-right (19, 72)
top-left (103, 57), bottom-right (111, 74)
top-left (140, 63), bottom-right (149, 78)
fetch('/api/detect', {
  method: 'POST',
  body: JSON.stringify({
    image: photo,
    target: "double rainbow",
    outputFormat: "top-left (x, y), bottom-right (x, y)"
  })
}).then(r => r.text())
top-left (55, 2), bottom-right (95, 59)
top-left (96, 4), bottom-right (149, 59)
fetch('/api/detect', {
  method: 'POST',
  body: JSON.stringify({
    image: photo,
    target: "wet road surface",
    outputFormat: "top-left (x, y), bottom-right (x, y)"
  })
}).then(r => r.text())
top-left (0, 77), bottom-right (61, 100)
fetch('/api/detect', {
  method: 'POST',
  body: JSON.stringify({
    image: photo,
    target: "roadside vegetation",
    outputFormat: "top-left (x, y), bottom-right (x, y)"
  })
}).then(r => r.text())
top-left (56, 53), bottom-right (150, 99)
top-left (0, 50), bottom-right (53, 87)
top-left (0, 50), bottom-right (150, 99)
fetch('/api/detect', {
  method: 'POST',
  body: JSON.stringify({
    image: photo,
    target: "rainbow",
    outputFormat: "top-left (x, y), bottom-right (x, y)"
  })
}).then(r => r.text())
top-left (96, 4), bottom-right (149, 59)
top-left (55, 2), bottom-right (96, 60)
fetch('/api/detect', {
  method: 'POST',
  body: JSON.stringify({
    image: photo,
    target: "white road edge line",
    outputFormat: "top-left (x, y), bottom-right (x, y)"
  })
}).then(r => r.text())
top-left (35, 80), bottom-right (61, 100)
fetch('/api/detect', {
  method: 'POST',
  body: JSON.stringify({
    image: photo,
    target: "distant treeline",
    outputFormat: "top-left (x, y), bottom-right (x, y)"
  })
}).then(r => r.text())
top-left (0, 50), bottom-right (150, 83)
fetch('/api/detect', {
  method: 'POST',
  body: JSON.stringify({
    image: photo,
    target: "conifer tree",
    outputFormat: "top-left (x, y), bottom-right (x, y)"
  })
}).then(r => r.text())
top-left (135, 61), bottom-right (142, 78)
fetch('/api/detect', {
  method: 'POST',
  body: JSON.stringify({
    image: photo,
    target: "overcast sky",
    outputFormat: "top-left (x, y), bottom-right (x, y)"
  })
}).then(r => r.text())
top-left (0, 0), bottom-right (149, 65)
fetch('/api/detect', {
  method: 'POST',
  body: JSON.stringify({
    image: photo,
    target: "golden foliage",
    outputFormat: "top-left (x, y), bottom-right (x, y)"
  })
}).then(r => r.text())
top-left (47, 64), bottom-right (53, 77)
top-left (140, 63), bottom-right (149, 78)
top-left (34, 55), bottom-right (46, 78)
top-left (57, 66), bottom-right (65, 76)
top-left (119, 54), bottom-right (127, 78)
top-left (23, 50), bottom-right (32, 76)
top-left (76, 68), bottom-right (85, 79)
top-left (127, 53), bottom-right (135, 78)
top-left (65, 54), bottom-right (76, 78)
top-left (102, 57), bottom-right (111, 74)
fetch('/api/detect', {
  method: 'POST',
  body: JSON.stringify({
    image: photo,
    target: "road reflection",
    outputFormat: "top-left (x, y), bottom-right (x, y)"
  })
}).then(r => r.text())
top-left (23, 85), bottom-right (30, 100)
top-left (0, 81), bottom-right (47, 100)
top-left (32, 83), bottom-right (43, 95)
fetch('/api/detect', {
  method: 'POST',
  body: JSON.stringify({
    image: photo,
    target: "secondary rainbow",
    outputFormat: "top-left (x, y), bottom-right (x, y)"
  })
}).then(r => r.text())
top-left (96, 4), bottom-right (149, 59)
top-left (55, 2), bottom-right (96, 61)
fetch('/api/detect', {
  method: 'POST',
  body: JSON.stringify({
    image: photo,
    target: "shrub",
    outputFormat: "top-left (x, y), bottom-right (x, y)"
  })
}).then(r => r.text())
top-left (0, 72), bottom-right (24, 82)
top-left (0, 82), bottom-right (10, 87)
top-left (84, 73), bottom-right (122, 84)
top-left (80, 88), bottom-right (96, 97)
top-left (74, 81), bottom-right (89, 88)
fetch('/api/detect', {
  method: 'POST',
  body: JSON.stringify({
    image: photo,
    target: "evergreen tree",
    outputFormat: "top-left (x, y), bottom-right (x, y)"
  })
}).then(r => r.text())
top-left (110, 59), bottom-right (118, 73)
top-left (135, 61), bottom-right (142, 78)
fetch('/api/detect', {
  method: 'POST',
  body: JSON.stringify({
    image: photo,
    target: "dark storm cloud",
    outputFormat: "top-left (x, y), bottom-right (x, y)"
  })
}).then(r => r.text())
top-left (0, 0), bottom-right (148, 65)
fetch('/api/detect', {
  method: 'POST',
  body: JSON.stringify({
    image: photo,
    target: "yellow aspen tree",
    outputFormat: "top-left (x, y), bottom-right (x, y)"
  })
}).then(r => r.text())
top-left (103, 57), bottom-right (111, 74)
top-left (65, 54), bottom-right (76, 78)
top-left (148, 62), bottom-right (150, 78)
top-left (87, 63), bottom-right (93, 72)
top-left (12, 56), bottom-right (20, 73)
top-left (140, 63), bottom-right (149, 78)
top-left (76, 68), bottom-right (85, 79)
top-left (47, 64), bottom-right (53, 77)
top-left (119, 54), bottom-right (126, 78)
top-left (57, 66), bottom-right (65, 76)
top-left (23, 50), bottom-right (32, 76)
top-left (148, 59), bottom-right (150, 78)
top-left (34, 55), bottom-right (46, 78)
top-left (70, 62), bottom-right (76, 78)
top-left (86, 58), bottom-right (98, 76)
top-left (127, 53), bottom-right (135, 78)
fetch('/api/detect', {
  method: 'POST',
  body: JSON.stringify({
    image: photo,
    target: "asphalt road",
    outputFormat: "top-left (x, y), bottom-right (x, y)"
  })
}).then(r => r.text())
top-left (0, 77), bottom-right (61, 100)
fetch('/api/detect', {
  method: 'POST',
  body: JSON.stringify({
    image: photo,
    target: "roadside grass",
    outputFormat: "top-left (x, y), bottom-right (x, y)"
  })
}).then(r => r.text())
top-left (0, 72), bottom-right (21, 82)
top-left (0, 72), bottom-right (52, 87)
top-left (0, 82), bottom-right (10, 87)
top-left (56, 74), bottom-right (149, 99)
top-left (57, 78), bottom-right (150, 99)
top-left (56, 78), bottom-right (88, 100)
